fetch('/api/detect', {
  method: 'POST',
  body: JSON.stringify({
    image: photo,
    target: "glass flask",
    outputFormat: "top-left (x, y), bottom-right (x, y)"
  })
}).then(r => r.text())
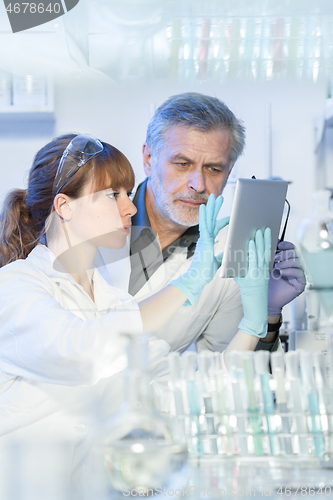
top-left (296, 189), bottom-right (333, 328)
top-left (102, 333), bottom-right (188, 495)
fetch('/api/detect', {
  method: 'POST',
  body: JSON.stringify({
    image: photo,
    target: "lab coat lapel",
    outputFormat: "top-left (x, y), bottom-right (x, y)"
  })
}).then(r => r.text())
top-left (97, 239), bottom-right (131, 292)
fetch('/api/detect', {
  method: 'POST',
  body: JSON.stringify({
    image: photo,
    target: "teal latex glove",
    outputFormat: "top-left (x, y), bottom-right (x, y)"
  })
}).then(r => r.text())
top-left (170, 193), bottom-right (230, 306)
top-left (233, 228), bottom-right (271, 338)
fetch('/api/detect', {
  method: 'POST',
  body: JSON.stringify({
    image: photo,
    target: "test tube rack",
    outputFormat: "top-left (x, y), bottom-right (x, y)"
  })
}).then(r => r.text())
top-left (168, 349), bottom-right (333, 460)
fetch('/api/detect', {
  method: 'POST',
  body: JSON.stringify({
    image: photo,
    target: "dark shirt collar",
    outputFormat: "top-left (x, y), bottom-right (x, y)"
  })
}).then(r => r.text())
top-left (131, 178), bottom-right (150, 228)
top-left (128, 179), bottom-right (200, 295)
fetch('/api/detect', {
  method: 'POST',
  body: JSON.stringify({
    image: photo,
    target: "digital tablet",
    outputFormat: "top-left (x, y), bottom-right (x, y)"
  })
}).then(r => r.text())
top-left (219, 178), bottom-right (288, 278)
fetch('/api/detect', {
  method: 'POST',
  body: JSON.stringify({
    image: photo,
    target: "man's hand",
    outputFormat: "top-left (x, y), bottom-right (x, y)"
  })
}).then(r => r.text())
top-left (233, 228), bottom-right (271, 338)
top-left (170, 194), bottom-right (229, 305)
top-left (268, 240), bottom-right (306, 318)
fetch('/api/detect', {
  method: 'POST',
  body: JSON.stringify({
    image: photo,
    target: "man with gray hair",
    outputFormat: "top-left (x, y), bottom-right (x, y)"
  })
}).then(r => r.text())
top-left (104, 92), bottom-right (305, 352)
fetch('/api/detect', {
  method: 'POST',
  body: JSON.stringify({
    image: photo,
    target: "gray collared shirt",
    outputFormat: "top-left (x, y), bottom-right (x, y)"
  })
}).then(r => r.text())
top-left (128, 179), bottom-right (199, 296)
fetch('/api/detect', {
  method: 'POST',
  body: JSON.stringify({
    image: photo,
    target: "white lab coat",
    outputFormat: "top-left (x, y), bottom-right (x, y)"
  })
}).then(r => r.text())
top-left (0, 244), bottom-right (170, 475)
top-left (99, 224), bottom-right (244, 353)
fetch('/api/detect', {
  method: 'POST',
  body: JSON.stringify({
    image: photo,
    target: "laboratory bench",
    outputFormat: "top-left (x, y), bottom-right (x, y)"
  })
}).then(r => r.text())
top-left (100, 456), bottom-right (333, 499)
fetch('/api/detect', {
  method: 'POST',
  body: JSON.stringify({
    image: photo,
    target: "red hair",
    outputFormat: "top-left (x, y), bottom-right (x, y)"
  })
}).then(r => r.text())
top-left (0, 134), bottom-right (135, 267)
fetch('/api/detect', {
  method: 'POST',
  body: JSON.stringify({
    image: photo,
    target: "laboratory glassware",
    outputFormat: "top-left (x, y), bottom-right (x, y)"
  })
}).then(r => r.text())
top-left (102, 333), bottom-right (188, 495)
top-left (182, 351), bottom-right (204, 457)
top-left (255, 351), bottom-right (279, 456)
top-left (197, 350), bottom-right (218, 455)
top-left (227, 350), bottom-right (248, 455)
top-left (299, 350), bottom-right (325, 457)
top-left (296, 189), bottom-right (333, 330)
top-left (242, 351), bottom-right (263, 456)
top-left (285, 351), bottom-right (309, 455)
top-left (271, 351), bottom-right (293, 454)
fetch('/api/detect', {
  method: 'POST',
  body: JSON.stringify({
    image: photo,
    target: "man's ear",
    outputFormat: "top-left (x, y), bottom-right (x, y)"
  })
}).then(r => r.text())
top-left (142, 142), bottom-right (152, 177)
top-left (53, 194), bottom-right (72, 222)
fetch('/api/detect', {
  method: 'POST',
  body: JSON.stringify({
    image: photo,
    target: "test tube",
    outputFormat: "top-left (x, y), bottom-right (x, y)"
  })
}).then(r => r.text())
top-left (212, 351), bottom-right (222, 371)
top-left (169, 19), bottom-right (182, 79)
top-left (227, 351), bottom-right (248, 456)
top-left (242, 352), bottom-right (263, 456)
top-left (211, 352), bottom-right (230, 454)
top-left (214, 365), bottom-right (234, 456)
top-left (272, 18), bottom-right (285, 75)
top-left (326, 333), bottom-right (333, 398)
top-left (313, 351), bottom-right (332, 453)
top-left (228, 18), bottom-right (241, 79)
top-left (325, 334), bottom-right (333, 452)
top-left (259, 18), bottom-right (272, 80)
top-left (182, 352), bottom-right (203, 457)
top-left (197, 351), bottom-right (218, 455)
top-left (243, 18), bottom-right (256, 78)
top-left (303, 16), bottom-right (315, 79)
top-left (182, 18), bottom-right (196, 80)
top-left (305, 286), bottom-right (320, 332)
top-left (271, 351), bottom-right (293, 454)
top-left (313, 351), bottom-right (331, 412)
top-left (287, 17), bottom-right (300, 77)
top-left (212, 20), bottom-right (225, 79)
top-left (285, 351), bottom-right (309, 455)
top-left (198, 19), bottom-right (211, 80)
top-left (255, 351), bottom-right (279, 456)
top-left (299, 350), bottom-right (325, 457)
top-left (168, 352), bottom-right (186, 441)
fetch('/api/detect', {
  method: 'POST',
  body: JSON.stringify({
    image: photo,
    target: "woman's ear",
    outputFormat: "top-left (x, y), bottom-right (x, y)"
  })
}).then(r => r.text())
top-left (53, 194), bottom-right (72, 222)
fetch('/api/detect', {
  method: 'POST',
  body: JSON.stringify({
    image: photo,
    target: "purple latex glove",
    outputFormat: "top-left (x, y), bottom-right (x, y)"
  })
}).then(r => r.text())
top-left (268, 240), bottom-right (306, 317)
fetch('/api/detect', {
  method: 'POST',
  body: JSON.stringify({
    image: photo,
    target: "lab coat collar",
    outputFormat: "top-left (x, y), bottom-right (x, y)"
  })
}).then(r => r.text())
top-left (26, 243), bottom-right (110, 298)
top-left (26, 244), bottom-right (130, 312)
top-left (26, 244), bottom-right (71, 280)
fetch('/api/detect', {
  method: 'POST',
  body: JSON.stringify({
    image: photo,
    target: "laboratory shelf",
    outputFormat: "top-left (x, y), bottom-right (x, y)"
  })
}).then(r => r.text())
top-left (0, 106), bottom-right (55, 121)
top-left (0, 74), bottom-right (54, 121)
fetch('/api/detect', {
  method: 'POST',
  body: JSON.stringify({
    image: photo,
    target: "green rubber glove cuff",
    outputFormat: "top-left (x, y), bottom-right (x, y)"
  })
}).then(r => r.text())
top-left (238, 317), bottom-right (268, 338)
top-left (169, 275), bottom-right (199, 306)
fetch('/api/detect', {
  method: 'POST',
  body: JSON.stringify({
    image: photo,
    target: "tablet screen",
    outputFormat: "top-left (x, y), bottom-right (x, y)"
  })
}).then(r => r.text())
top-left (219, 178), bottom-right (288, 278)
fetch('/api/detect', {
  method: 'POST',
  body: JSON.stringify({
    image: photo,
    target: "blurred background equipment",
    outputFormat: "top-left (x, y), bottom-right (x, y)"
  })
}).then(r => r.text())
top-left (295, 189), bottom-right (333, 350)
top-left (2, 0), bottom-right (333, 83)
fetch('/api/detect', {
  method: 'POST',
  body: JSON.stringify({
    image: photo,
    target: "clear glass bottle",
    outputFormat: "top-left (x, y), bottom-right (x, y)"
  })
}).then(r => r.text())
top-left (296, 189), bottom-right (333, 327)
top-left (102, 333), bottom-right (188, 495)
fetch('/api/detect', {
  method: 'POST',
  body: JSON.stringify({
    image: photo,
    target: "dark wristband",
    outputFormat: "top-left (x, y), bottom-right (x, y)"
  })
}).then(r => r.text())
top-left (255, 333), bottom-right (280, 352)
top-left (267, 316), bottom-right (282, 332)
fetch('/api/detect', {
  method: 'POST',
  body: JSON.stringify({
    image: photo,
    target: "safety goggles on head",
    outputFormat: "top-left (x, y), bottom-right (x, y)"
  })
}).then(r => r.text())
top-left (53, 134), bottom-right (104, 196)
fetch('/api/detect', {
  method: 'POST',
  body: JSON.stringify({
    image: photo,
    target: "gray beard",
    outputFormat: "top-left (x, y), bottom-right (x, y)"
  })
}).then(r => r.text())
top-left (150, 173), bottom-right (207, 227)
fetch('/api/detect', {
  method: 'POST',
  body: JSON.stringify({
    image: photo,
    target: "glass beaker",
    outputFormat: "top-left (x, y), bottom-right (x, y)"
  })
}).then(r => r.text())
top-left (102, 333), bottom-right (188, 495)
